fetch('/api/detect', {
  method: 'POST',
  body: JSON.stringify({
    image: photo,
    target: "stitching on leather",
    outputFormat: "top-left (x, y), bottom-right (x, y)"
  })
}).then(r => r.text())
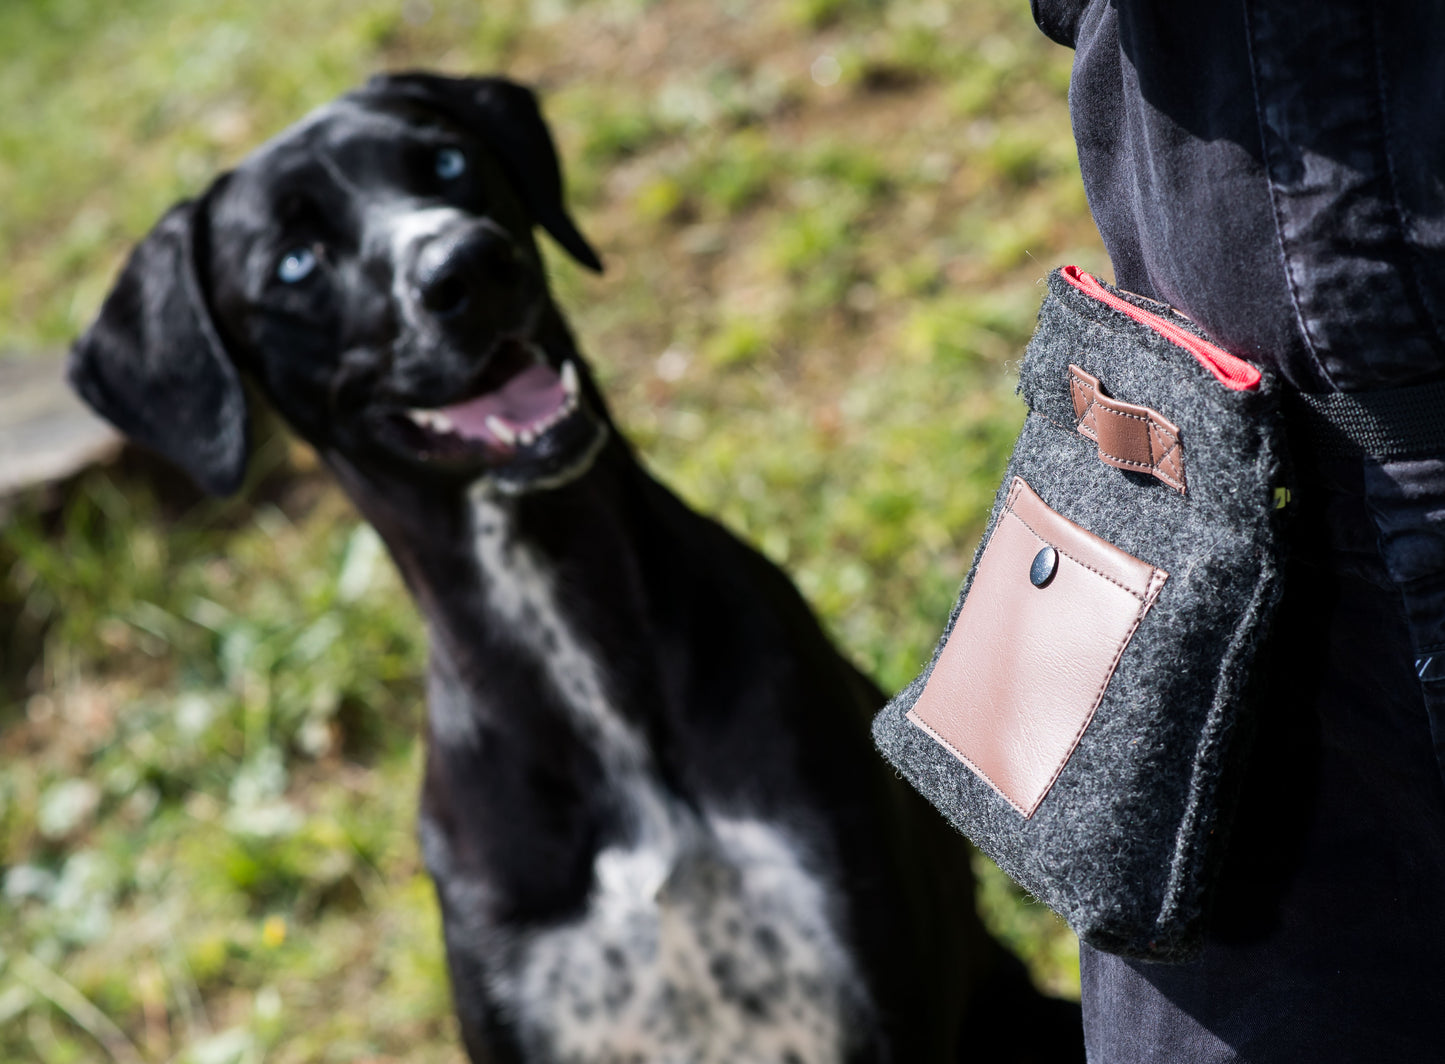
top-left (1070, 377), bottom-right (1101, 441)
top-left (1098, 451), bottom-right (1160, 472)
top-left (905, 710), bottom-right (1034, 818)
top-left (1145, 567), bottom-right (1168, 607)
top-left (1150, 425), bottom-right (1181, 460)
top-left (1002, 502), bottom-right (1149, 602)
top-left (1087, 408), bottom-right (1172, 476)
top-left (1033, 560), bottom-right (1167, 812)
top-left (1151, 426), bottom-right (1181, 463)
top-left (1161, 451), bottom-right (1181, 476)
top-left (909, 556), bottom-right (1167, 819)
top-left (1147, 425), bottom-right (1186, 492)
top-left (1070, 368), bottom-right (1187, 493)
top-left (1032, 409), bottom-right (1185, 493)
top-left (911, 482), bottom-right (1171, 820)
top-left (1095, 406), bottom-right (1153, 427)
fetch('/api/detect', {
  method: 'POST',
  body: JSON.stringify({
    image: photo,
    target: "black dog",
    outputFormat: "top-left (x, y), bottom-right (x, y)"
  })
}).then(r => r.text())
top-left (71, 74), bottom-right (1081, 1062)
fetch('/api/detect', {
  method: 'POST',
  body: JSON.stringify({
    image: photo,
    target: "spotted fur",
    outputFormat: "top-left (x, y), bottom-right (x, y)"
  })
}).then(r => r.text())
top-left (465, 489), bottom-right (872, 1062)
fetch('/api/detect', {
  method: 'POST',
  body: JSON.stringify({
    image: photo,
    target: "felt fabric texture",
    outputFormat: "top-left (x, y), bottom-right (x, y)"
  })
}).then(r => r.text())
top-left (873, 267), bottom-right (1290, 961)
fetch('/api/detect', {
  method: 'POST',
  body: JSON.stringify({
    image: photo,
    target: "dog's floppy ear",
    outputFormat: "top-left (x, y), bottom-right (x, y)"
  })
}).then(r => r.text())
top-left (68, 195), bottom-right (250, 496)
top-left (364, 72), bottom-right (603, 272)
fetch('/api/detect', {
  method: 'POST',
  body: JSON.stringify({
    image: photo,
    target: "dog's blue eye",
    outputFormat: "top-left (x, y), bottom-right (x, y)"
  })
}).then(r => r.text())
top-left (277, 247), bottom-right (317, 284)
top-left (435, 147), bottom-right (466, 181)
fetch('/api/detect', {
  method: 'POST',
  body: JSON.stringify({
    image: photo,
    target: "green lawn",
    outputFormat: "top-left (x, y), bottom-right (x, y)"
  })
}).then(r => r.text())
top-left (0, 0), bottom-right (1105, 1059)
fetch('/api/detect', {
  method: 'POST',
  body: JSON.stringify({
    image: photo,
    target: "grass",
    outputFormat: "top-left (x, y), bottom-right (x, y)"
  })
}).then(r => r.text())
top-left (1, 0), bottom-right (1107, 1058)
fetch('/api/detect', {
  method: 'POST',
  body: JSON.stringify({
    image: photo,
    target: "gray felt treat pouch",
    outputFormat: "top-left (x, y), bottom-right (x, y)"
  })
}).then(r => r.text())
top-left (872, 265), bottom-right (1290, 961)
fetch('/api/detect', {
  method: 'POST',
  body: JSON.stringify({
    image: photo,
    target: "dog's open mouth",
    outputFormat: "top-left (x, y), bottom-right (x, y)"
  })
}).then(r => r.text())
top-left (378, 340), bottom-right (606, 488)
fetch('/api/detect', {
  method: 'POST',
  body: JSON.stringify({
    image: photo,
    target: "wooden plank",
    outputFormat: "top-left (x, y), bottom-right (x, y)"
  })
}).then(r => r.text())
top-left (0, 352), bottom-right (121, 500)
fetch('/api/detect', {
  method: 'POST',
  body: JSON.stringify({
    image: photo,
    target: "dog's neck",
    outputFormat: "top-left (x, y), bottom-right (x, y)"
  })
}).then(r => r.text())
top-left (323, 319), bottom-right (675, 760)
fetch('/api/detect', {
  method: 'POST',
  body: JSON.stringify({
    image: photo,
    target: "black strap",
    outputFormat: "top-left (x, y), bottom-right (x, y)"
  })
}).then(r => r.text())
top-left (1286, 379), bottom-right (1445, 460)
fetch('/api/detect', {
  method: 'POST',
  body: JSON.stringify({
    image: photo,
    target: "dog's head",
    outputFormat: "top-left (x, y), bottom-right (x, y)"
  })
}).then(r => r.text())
top-left (70, 73), bottom-right (608, 496)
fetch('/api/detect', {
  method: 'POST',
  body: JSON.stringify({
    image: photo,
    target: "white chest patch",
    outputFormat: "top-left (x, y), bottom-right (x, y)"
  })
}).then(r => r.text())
top-left (504, 817), bottom-right (868, 1064)
top-left (464, 490), bottom-right (872, 1062)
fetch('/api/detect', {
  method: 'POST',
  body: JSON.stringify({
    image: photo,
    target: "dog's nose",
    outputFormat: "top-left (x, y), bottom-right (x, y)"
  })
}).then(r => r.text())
top-left (415, 227), bottom-right (523, 319)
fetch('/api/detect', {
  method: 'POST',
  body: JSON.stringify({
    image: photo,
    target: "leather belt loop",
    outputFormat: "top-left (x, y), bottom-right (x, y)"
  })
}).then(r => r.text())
top-left (1068, 365), bottom-right (1187, 494)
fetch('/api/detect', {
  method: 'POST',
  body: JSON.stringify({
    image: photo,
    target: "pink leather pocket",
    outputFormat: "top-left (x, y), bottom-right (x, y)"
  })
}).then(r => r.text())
top-left (907, 477), bottom-right (1167, 817)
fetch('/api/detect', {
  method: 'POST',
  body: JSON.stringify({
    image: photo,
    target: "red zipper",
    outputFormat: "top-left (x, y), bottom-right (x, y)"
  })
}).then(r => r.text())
top-left (1060, 265), bottom-right (1261, 391)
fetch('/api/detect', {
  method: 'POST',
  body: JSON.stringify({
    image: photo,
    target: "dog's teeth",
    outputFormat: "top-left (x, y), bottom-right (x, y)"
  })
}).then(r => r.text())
top-left (561, 361), bottom-right (579, 397)
top-left (485, 416), bottom-right (517, 445)
top-left (519, 428), bottom-right (536, 446)
top-left (431, 412), bottom-right (454, 433)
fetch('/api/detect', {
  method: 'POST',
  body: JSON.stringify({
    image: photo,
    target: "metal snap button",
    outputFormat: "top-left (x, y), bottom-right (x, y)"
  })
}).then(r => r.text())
top-left (1030, 546), bottom-right (1058, 588)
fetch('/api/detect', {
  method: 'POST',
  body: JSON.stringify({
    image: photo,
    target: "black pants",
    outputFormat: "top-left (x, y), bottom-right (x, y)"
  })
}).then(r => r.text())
top-left (1081, 454), bottom-right (1445, 1061)
top-left (1035, 4), bottom-right (1445, 1056)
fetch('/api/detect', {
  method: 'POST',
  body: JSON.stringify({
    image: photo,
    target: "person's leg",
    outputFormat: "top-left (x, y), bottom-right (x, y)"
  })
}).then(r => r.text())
top-left (1081, 458), bottom-right (1445, 1063)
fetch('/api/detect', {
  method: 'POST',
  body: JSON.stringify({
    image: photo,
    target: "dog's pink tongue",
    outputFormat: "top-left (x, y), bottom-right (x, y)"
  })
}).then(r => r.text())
top-left (441, 364), bottom-right (565, 443)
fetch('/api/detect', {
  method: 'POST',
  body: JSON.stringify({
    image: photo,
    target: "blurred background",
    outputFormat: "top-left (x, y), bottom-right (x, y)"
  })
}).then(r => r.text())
top-left (0, 0), bottom-right (1107, 1060)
